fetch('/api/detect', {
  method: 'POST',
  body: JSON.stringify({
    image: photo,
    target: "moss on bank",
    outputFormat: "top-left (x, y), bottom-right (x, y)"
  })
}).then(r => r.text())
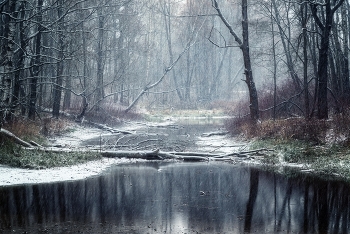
top-left (0, 141), bottom-right (101, 169)
top-left (0, 117), bottom-right (105, 169)
top-left (250, 139), bottom-right (350, 181)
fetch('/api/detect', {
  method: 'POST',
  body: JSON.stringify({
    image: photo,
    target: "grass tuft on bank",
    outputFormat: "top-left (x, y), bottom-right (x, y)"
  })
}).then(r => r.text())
top-left (0, 140), bottom-right (101, 169)
top-left (0, 116), bottom-right (104, 169)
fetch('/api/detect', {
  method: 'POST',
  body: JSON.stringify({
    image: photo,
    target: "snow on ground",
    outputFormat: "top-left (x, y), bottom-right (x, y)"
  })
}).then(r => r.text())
top-left (0, 158), bottom-right (130, 187)
top-left (48, 124), bottom-right (107, 147)
top-left (196, 134), bottom-right (246, 154)
top-left (0, 118), bottom-right (242, 187)
top-left (0, 123), bottom-right (133, 187)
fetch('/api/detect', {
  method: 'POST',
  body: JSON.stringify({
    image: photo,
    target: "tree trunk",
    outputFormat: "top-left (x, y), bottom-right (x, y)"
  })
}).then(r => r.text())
top-left (81, 9), bottom-right (88, 109)
top-left (310, 0), bottom-right (345, 119)
top-left (309, 20), bottom-right (319, 117)
top-left (302, 1), bottom-right (309, 118)
top-left (163, 0), bottom-right (183, 101)
top-left (241, 0), bottom-right (259, 120)
top-left (95, 6), bottom-right (105, 110)
top-left (63, 60), bottom-right (72, 111)
top-left (0, 128), bottom-right (32, 148)
top-left (0, 0), bottom-right (17, 120)
top-left (341, 4), bottom-right (350, 102)
top-left (28, 0), bottom-right (44, 120)
top-left (212, 0), bottom-right (259, 120)
top-left (52, 0), bottom-right (65, 118)
top-left (271, 1), bottom-right (277, 120)
top-left (12, 1), bottom-right (26, 119)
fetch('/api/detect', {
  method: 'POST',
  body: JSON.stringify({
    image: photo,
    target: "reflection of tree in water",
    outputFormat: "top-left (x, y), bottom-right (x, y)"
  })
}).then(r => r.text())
top-left (310, 180), bottom-right (350, 234)
top-left (244, 169), bottom-right (259, 232)
top-left (276, 180), bottom-right (293, 232)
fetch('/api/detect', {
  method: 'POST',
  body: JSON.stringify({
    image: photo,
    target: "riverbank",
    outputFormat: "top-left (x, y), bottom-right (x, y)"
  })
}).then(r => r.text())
top-left (0, 158), bottom-right (127, 186)
top-left (249, 139), bottom-right (350, 181)
top-left (2, 113), bottom-right (350, 186)
top-left (0, 115), bottom-right (247, 186)
top-left (226, 116), bottom-right (350, 181)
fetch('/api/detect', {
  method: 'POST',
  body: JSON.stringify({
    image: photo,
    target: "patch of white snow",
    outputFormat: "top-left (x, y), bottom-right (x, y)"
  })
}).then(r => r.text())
top-left (0, 158), bottom-right (127, 187)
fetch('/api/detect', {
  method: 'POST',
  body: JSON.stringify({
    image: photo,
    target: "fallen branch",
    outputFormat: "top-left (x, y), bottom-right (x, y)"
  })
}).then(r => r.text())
top-left (0, 128), bottom-right (33, 148)
top-left (100, 148), bottom-right (274, 161)
top-left (201, 131), bottom-right (229, 137)
top-left (1, 127), bottom-right (273, 162)
top-left (101, 150), bottom-right (210, 161)
top-left (124, 42), bottom-right (195, 113)
top-left (89, 122), bottom-right (133, 134)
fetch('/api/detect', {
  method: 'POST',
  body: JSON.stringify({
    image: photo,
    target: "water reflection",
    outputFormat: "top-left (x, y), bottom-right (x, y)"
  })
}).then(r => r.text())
top-left (0, 162), bottom-right (349, 233)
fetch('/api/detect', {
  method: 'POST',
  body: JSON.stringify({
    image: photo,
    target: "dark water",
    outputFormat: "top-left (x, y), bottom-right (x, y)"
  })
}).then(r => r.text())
top-left (1, 162), bottom-right (349, 233)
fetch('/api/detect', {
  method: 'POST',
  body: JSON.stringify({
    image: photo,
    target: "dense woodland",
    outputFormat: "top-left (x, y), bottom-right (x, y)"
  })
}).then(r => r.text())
top-left (0, 0), bottom-right (349, 123)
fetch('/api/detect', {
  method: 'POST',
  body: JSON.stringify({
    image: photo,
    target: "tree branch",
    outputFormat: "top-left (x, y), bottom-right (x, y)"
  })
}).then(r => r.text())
top-left (309, 3), bottom-right (325, 30)
top-left (124, 42), bottom-right (195, 113)
top-left (211, 0), bottom-right (243, 47)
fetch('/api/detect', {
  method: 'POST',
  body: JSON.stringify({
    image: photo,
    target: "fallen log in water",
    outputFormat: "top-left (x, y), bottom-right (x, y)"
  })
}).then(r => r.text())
top-left (201, 131), bottom-right (229, 137)
top-left (1, 126), bottom-right (273, 162)
top-left (100, 148), bottom-right (274, 162)
top-left (101, 150), bottom-right (210, 161)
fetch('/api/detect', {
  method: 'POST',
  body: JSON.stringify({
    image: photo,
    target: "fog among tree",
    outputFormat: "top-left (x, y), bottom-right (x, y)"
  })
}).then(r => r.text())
top-left (1, 0), bottom-right (349, 121)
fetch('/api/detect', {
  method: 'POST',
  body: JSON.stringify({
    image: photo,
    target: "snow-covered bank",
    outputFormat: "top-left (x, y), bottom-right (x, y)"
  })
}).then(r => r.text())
top-left (0, 158), bottom-right (129, 186)
top-left (0, 117), bottom-right (245, 187)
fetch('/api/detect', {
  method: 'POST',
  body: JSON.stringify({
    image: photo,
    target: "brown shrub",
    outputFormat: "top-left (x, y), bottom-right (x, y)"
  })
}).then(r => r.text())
top-left (227, 116), bottom-right (329, 143)
top-left (40, 118), bottom-right (68, 136)
top-left (6, 118), bottom-right (41, 139)
top-left (257, 118), bottom-right (328, 143)
top-left (225, 116), bottom-right (258, 138)
top-left (331, 113), bottom-right (350, 144)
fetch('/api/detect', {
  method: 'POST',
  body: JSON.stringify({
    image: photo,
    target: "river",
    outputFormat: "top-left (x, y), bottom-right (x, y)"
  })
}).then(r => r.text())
top-left (0, 118), bottom-right (349, 233)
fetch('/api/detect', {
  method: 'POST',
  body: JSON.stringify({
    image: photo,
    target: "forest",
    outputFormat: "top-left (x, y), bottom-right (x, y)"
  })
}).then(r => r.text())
top-left (0, 0), bottom-right (349, 124)
top-left (3, 2), bottom-right (350, 233)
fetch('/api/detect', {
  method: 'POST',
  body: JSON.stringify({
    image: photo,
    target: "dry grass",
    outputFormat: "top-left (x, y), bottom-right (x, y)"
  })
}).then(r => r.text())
top-left (0, 117), bottom-right (71, 146)
top-left (226, 116), bottom-right (332, 144)
top-left (258, 118), bottom-right (329, 143)
top-left (6, 118), bottom-right (41, 139)
top-left (225, 116), bottom-right (257, 137)
top-left (40, 117), bottom-right (70, 136)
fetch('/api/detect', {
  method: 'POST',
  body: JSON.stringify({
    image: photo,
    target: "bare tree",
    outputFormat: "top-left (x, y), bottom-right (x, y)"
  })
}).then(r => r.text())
top-left (212, 0), bottom-right (259, 120)
top-left (52, 0), bottom-right (66, 118)
top-left (309, 0), bottom-right (345, 119)
top-left (162, 0), bottom-right (184, 102)
top-left (301, 0), bottom-right (309, 118)
top-left (28, 0), bottom-right (44, 120)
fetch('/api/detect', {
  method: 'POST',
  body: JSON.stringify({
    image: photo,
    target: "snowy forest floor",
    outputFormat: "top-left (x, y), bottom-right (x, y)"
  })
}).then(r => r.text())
top-left (0, 114), bottom-right (253, 186)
